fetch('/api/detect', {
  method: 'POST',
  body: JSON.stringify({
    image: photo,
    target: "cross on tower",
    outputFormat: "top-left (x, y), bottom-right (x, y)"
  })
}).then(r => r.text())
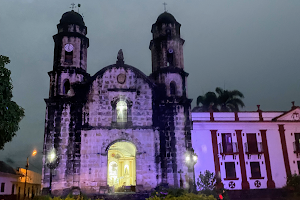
top-left (70, 3), bottom-right (76, 10)
top-left (163, 2), bottom-right (167, 12)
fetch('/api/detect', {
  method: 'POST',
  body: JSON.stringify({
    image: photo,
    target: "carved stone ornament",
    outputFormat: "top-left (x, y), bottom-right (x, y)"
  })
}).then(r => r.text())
top-left (117, 49), bottom-right (124, 60)
top-left (292, 112), bottom-right (300, 120)
top-left (254, 180), bottom-right (261, 188)
top-left (228, 181), bottom-right (235, 189)
top-left (117, 73), bottom-right (126, 84)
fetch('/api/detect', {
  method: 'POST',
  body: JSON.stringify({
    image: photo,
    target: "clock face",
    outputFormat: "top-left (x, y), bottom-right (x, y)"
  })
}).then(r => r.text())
top-left (64, 44), bottom-right (74, 52)
top-left (168, 48), bottom-right (174, 54)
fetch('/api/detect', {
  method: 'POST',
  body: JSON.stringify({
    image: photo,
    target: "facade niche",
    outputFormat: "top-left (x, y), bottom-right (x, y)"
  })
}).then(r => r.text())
top-left (111, 99), bottom-right (132, 128)
top-left (116, 101), bottom-right (127, 122)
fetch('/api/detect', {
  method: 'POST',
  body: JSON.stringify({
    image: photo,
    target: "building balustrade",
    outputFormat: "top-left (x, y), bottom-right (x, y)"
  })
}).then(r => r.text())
top-left (219, 142), bottom-right (239, 159)
top-left (293, 142), bottom-right (300, 157)
top-left (244, 142), bottom-right (263, 159)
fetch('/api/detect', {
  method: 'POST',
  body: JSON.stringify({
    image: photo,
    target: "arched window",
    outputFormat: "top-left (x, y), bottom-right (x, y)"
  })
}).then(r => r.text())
top-left (167, 50), bottom-right (174, 66)
top-left (170, 81), bottom-right (176, 96)
top-left (63, 80), bottom-right (70, 95)
top-left (166, 29), bottom-right (171, 38)
top-left (111, 98), bottom-right (132, 127)
top-left (116, 101), bottom-right (127, 122)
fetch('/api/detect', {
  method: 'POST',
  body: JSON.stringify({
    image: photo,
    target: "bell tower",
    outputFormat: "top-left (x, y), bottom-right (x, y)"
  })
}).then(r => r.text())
top-left (150, 12), bottom-right (193, 187)
top-left (149, 12), bottom-right (187, 97)
top-left (49, 10), bottom-right (89, 97)
top-left (42, 10), bottom-right (89, 195)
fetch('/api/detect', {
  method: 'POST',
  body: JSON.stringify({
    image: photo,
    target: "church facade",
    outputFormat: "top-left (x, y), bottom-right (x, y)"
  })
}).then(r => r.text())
top-left (42, 10), bottom-right (193, 195)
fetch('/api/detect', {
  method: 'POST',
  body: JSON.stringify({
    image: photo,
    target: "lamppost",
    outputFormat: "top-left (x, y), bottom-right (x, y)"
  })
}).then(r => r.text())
top-left (185, 148), bottom-right (198, 192)
top-left (46, 148), bottom-right (59, 195)
top-left (24, 150), bottom-right (37, 200)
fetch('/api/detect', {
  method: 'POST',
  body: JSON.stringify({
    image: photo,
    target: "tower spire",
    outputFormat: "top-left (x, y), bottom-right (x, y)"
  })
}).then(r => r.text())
top-left (163, 2), bottom-right (167, 12)
top-left (70, 3), bottom-right (76, 10)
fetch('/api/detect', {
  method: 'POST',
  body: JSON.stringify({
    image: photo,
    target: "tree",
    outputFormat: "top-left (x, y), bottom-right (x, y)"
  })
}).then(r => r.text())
top-left (196, 92), bottom-right (219, 112)
top-left (215, 87), bottom-right (245, 112)
top-left (197, 170), bottom-right (216, 191)
top-left (196, 87), bottom-right (245, 112)
top-left (197, 170), bottom-right (229, 200)
top-left (0, 55), bottom-right (24, 150)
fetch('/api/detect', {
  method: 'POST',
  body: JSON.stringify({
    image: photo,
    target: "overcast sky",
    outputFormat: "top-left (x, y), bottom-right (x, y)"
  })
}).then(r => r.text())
top-left (1, 0), bottom-right (300, 173)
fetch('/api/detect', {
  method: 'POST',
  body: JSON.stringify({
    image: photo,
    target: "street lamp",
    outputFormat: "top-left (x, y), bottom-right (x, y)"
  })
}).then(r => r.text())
top-left (24, 150), bottom-right (37, 200)
top-left (185, 148), bottom-right (198, 192)
top-left (46, 148), bottom-right (59, 195)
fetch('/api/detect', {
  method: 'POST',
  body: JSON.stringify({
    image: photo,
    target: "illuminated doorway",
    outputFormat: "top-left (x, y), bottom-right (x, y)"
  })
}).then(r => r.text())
top-left (107, 141), bottom-right (136, 189)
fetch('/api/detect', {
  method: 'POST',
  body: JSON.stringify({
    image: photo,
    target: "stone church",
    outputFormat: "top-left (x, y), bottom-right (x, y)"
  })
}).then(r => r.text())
top-left (42, 10), bottom-right (193, 195)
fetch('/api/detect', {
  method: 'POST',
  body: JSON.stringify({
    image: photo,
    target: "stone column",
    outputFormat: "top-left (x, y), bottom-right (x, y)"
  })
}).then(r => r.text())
top-left (236, 130), bottom-right (250, 190)
top-left (260, 130), bottom-right (275, 188)
top-left (278, 125), bottom-right (291, 177)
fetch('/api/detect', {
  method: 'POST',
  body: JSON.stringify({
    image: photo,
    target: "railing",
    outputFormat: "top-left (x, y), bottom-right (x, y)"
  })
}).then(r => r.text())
top-left (219, 142), bottom-right (239, 154)
top-left (293, 142), bottom-right (300, 153)
top-left (233, 142), bottom-right (239, 153)
top-left (244, 142), bottom-right (263, 154)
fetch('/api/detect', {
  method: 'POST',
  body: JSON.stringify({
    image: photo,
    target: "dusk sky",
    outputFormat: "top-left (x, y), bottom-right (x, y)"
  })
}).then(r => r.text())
top-left (0, 0), bottom-right (300, 173)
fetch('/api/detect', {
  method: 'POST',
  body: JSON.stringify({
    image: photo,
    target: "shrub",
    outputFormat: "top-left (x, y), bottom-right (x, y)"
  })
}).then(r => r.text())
top-left (285, 174), bottom-right (300, 197)
top-left (33, 195), bottom-right (103, 200)
top-left (33, 196), bottom-right (51, 200)
top-left (150, 187), bottom-right (185, 198)
top-left (147, 193), bottom-right (216, 200)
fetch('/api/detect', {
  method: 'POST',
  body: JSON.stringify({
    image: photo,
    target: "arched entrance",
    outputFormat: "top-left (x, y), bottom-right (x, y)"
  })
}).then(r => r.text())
top-left (107, 141), bottom-right (136, 189)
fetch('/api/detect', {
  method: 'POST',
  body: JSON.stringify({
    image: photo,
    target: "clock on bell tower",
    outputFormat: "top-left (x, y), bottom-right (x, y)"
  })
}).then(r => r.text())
top-left (49, 10), bottom-right (89, 97)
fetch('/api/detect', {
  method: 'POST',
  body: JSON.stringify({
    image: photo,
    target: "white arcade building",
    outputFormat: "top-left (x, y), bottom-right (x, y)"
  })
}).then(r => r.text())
top-left (192, 104), bottom-right (300, 190)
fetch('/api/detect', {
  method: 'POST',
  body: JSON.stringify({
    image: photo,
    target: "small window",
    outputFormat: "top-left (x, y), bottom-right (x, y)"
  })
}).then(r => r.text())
top-left (222, 133), bottom-right (233, 153)
top-left (225, 162), bottom-right (236, 179)
top-left (167, 51), bottom-right (174, 66)
top-left (116, 101), bottom-right (127, 122)
top-left (18, 187), bottom-right (20, 200)
top-left (1, 183), bottom-right (5, 192)
top-left (166, 29), bottom-right (171, 38)
top-left (250, 162), bottom-right (261, 178)
top-left (11, 184), bottom-right (14, 195)
top-left (170, 82), bottom-right (176, 96)
top-left (65, 51), bottom-right (73, 64)
top-left (63, 80), bottom-right (70, 95)
top-left (295, 133), bottom-right (300, 151)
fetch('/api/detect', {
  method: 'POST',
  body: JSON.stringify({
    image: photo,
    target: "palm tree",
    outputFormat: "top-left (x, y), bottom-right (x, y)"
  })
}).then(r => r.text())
top-left (215, 87), bottom-right (245, 112)
top-left (196, 91), bottom-right (219, 112)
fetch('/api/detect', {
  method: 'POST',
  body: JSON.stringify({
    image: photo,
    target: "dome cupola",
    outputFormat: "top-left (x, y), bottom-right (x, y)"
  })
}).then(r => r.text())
top-left (60, 10), bottom-right (85, 26)
top-left (151, 12), bottom-right (181, 38)
top-left (155, 12), bottom-right (178, 25)
top-left (57, 10), bottom-right (87, 36)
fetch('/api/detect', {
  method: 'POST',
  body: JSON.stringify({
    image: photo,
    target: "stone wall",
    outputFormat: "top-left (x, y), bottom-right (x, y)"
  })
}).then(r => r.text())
top-left (86, 66), bottom-right (153, 127)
